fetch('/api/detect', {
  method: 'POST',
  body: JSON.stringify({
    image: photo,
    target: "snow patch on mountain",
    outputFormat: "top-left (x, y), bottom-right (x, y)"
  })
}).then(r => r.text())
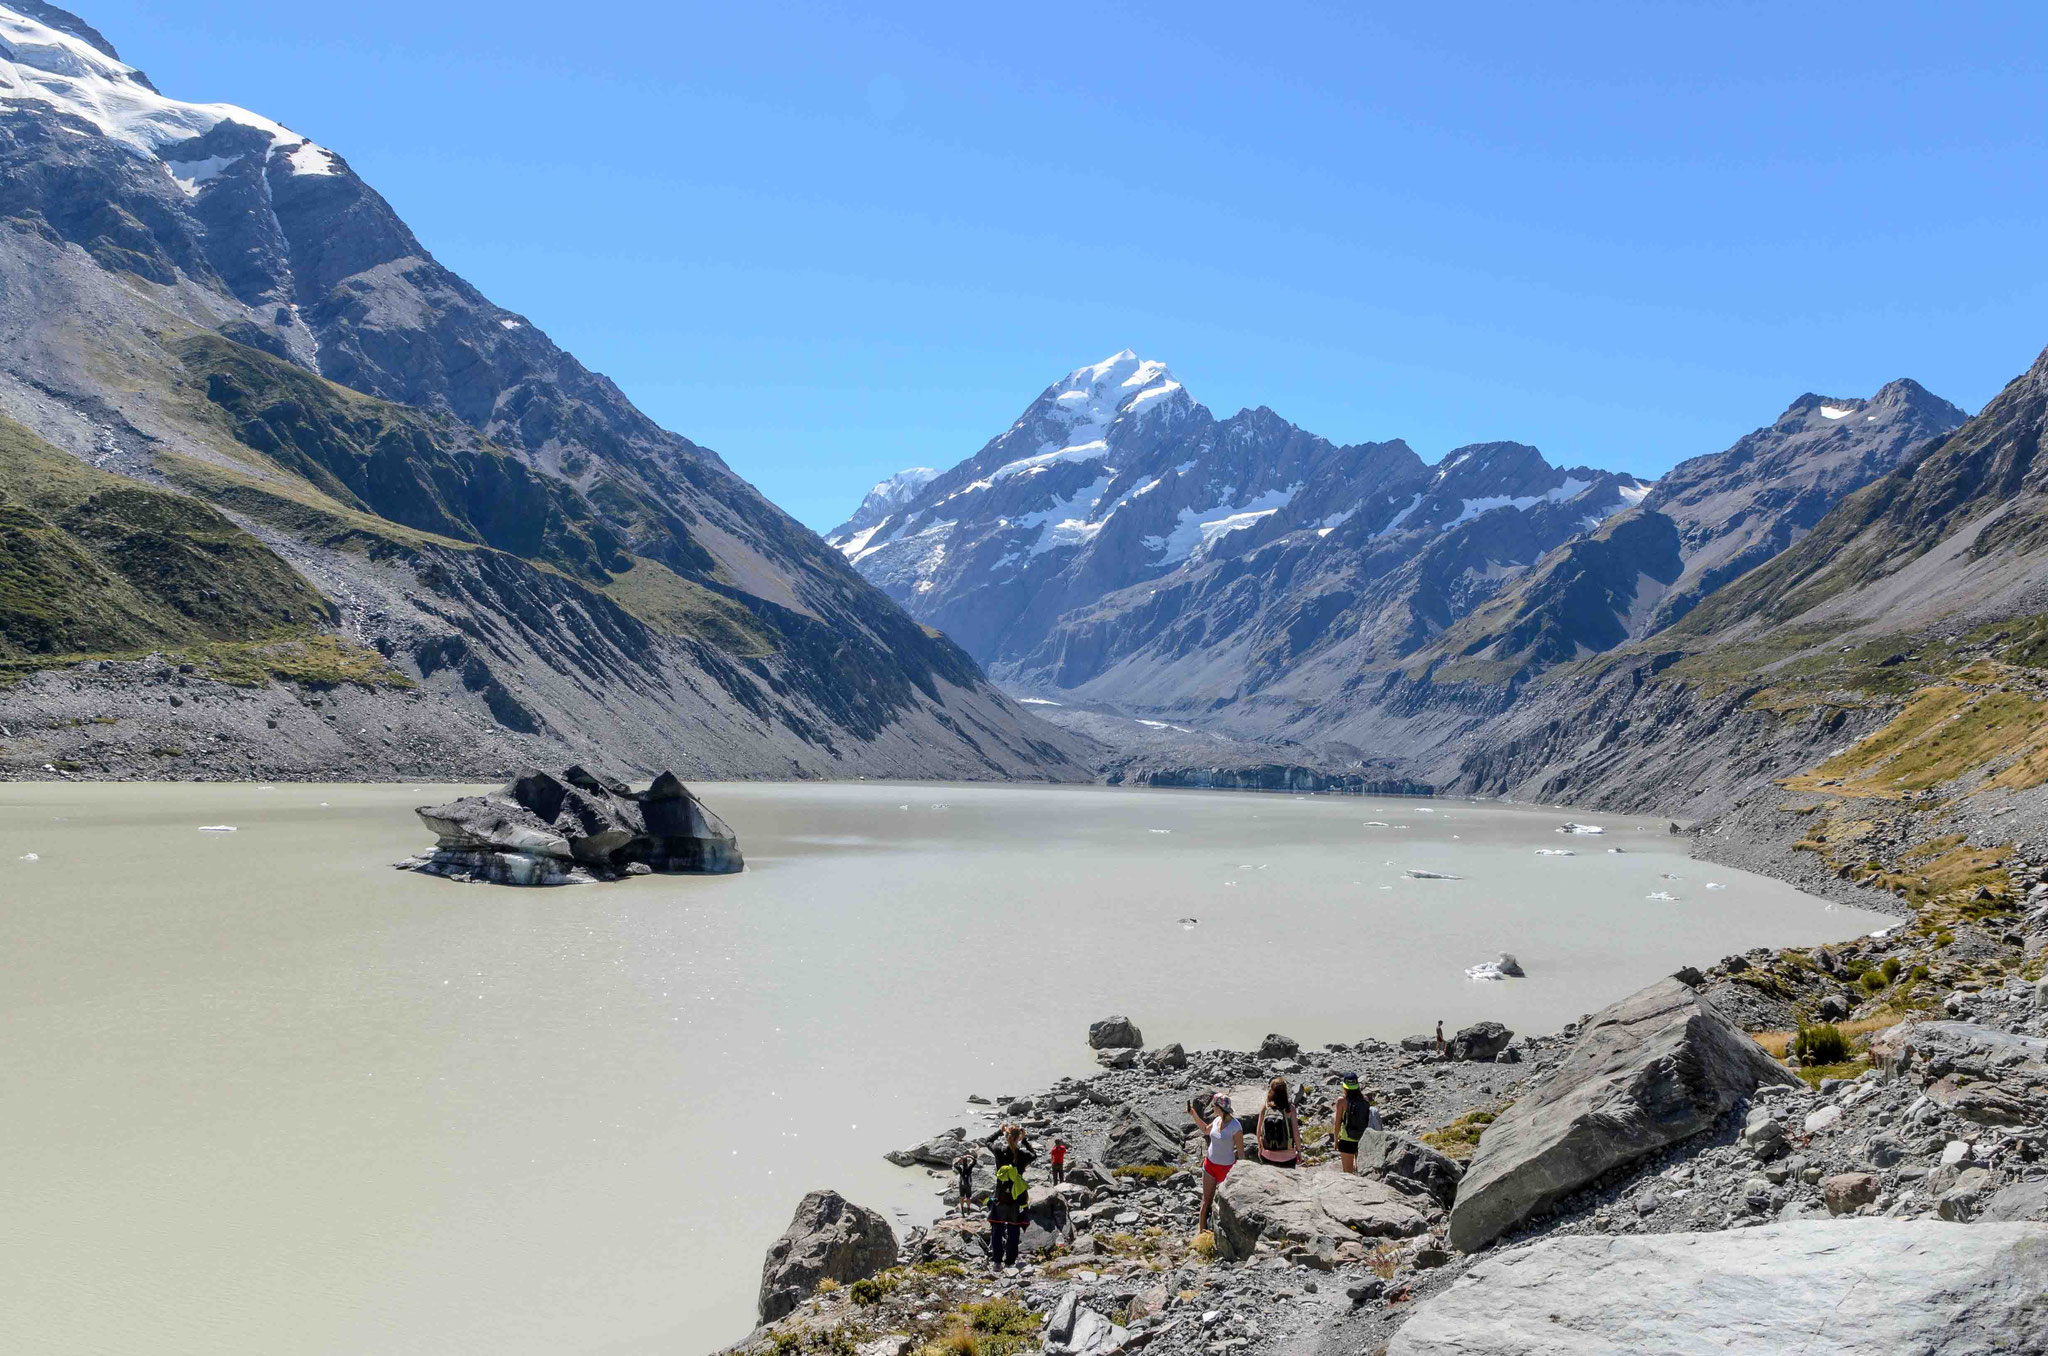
top-left (1020, 474), bottom-right (1115, 556)
top-left (988, 350), bottom-right (1183, 482)
top-left (1440, 476), bottom-right (1593, 531)
top-left (0, 4), bottom-right (322, 160)
top-left (1147, 483), bottom-right (1299, 564)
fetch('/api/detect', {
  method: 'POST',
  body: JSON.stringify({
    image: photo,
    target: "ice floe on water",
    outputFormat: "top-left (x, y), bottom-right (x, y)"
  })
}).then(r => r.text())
top-left (1558, 822), bottom-right (1605, 835)
top-left (1148, 828), bottom-right (1172, 834)
top-left (1705, 882), bottom-right (1726, 890)
top-left (1404, 869), bottom-right (1462, 880)
top-left (197, 825), bottom-right (237, 833)
top-left (18, 852), bottom-right (37, 861)
top-left (1465, 952), bottom-right (1525, 982)
top-left (1646, 890), bottom-right (1679, 901)
top-left (1534, 848), bottom-right (1575, 856)
top-left (1178, 917), bottom-right (1199, 929)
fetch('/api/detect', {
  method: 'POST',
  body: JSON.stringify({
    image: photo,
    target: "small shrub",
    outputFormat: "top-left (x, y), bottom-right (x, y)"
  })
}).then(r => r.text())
top-left (848, 1273), bottom-right (898, 1306)
top-left (1792, 1023), bottom-right (1850, 1065)
top-left (1191, 1230), bottom-right (1217, 1260)
top-left (1859, 970), bottom-right (1888, 994)
top-left (1112, 1164), bottom-right (1176, 1183)
top-left (1881, 957), bottom-right (1902, 982)
top-left (813, 1278), bottom-right (840, 1295)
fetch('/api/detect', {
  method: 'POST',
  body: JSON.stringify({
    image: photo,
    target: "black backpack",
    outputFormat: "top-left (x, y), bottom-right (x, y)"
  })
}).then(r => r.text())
top-left (1259, 1105), bottom-right (1292, 1153)
top-left (1342, 1092), bottom-right (1372, 1140)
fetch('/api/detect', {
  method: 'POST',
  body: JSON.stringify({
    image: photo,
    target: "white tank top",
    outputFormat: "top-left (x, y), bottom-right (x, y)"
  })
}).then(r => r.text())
top-left (1206, 1116), bottom-right (1240, 1166)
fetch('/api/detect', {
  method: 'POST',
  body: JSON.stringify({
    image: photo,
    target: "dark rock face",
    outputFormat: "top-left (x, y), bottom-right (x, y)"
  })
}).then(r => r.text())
top-left (401, 767), bottom-right (742, 885)
top-left (756, 1189), bottom-right (897, 1323)
top-left (1446, 978), bottom-right (1797, 1252)
top-left (1087, 1016), bottom-right (1144, 1050)
top-left (1352, 1129), bottom-right (1463, 1210)
top-left (1448, 1021), bottom-right (1513, 1062)
top-left (1096, 1104), bottom-right (1182, 1169)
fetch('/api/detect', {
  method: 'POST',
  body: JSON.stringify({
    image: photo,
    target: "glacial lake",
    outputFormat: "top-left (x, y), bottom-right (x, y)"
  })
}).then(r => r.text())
top-left (0, 781), bottom-right (1893, 1353)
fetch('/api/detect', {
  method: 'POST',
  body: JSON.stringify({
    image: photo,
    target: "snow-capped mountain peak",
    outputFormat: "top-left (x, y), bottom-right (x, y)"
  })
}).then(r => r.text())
top-left (0, 3), bottom-right (326, 163)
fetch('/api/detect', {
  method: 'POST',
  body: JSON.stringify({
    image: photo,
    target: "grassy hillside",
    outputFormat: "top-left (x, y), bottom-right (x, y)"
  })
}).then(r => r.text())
top-left (0, 413), bottom-right (332, 660)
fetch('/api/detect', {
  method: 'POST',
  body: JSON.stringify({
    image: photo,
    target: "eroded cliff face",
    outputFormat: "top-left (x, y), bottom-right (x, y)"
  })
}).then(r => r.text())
top-left (0, 3), bottom-right (1090, 782)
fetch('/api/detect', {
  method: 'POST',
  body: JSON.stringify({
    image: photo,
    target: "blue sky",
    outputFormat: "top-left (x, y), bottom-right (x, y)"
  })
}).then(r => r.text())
top-left (85, 1), bottom-right (2048, 530)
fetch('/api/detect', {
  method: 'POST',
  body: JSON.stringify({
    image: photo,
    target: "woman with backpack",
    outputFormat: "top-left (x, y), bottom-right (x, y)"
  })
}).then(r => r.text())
top-left (1255, 1076), bottom-right (1301, 1168)
top-left (984, 1123), bottom-right (1035, 1270)
top-left (1333, 1072), bottom-right (1378, 1173)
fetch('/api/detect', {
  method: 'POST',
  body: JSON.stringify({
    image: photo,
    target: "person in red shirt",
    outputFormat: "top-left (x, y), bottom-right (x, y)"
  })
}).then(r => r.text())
top-left (1049, 1136), bottom-right (1068, 1185)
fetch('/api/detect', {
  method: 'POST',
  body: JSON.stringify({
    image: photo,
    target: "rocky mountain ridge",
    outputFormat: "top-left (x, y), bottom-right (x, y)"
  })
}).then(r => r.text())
top-left (833, 352), bottom-right (1653, 722)
top-left (0, 2), bottom-right (1089, 782)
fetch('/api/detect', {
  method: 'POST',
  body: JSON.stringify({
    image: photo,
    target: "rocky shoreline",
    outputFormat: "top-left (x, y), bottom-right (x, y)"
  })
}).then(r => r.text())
top-left (730, 840), bottom-right (2048, 1356)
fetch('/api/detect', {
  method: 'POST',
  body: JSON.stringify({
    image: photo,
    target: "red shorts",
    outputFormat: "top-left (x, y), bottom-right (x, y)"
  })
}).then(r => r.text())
top-left (1203, 1158), bottom-right (1233, 1184)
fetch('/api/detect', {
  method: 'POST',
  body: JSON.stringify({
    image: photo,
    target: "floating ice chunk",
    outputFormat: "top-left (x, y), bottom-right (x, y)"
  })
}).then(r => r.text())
top-left (1465, 962), bottom-right (1508, 982)
top-left (1179, 917), bottom-right (1199, 929)
top-left (18, 852), bottom-right (37, 861)
top-left (1705, 882), bottom-right (1725, 891)
top-left (198, 825), bottom-right (237, 833)
top-left (1364, 821), bottom-right (1391, 827)
top-left (1607, 847), bottom-right (1626, 854)
top-left (1645, 891), bottom-right (1678, 901)
top-left (1404, 869), bottom-right (1462, 880)
top-left (1534, 848), bottom-right (1575, 857)
top-left (1558, 822), bottom-right (1605, 835)
top-left (1148, 828), bottom-right (1172, 834)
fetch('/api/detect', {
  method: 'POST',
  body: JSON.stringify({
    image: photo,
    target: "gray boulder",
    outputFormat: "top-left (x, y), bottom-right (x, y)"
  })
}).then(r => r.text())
top-left (1390, 1221), bottom-right (2048, 1355)
top-left (1875, 1021), bottom-right (2047, 1126)
top-left (1145, 1042), bottom-right (1188, 1071)
top-left (1448, 1021), bottom-right (1513, 1062)
top-left (757, 1189), bottom-right (897, 1322)
top-left (1446, 977), bottom-right (1797, 1252)
top-left (1213, 1162), bottom-right (1432, 1259)
top-left (1352, 1129), bottom-right (1462, 1209)
top-left (1098, 1104), bottom-right (1183, 1168)
top-left (1088, 1016), bottom-right (1144, 1050)
top-left (1981, 1179), bottom-right (2048, 1223)
top-left (1044, 1288), bottom-right (1130, 1355)
top-left (1259, 1033), bottom-right (1301, 1059)
top-left (883, 1130), bottom-right (966, 1168)
top-left (404, 766), bottom-right (742, 885)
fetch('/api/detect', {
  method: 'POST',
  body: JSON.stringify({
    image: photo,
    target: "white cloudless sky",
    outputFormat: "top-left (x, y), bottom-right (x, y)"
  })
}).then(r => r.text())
top-left (77, 0), bottom-right (2048, 528)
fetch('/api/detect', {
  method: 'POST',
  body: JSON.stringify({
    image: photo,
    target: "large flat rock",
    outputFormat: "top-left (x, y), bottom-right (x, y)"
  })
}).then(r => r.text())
top-left (1446, 977), bottom-right (1796, 1252)
top-left (1214, 1162), bottom-right (1432, 1260)
top-left (1390, 1220), bottom-right (2048, 1355)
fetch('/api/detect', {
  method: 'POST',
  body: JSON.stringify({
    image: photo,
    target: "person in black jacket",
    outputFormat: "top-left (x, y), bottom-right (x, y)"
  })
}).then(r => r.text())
top-left (984, 1123), bottom-right (1035, 1270)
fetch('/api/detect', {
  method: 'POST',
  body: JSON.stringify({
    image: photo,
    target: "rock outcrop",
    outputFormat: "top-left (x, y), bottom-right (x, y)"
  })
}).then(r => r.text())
top-left (1097, 1104), bottom-right (1184, 1169)
top-left (1446, 977), bottom-right (1796, 1252)
top-left (1875, 1020), bottom-right (2047, 1126)
top-left (757, 1190), bottom-right (898, 1323)
top-left (1447, 1021), bottom-right (1513, 1062)
top-left (1390, 1221), bottom-right (2048, 1355)
top-left (1213, 1162), bottom-right (1433, 1261)
top-left (1087, 1016), bottom-right (1144, 1050)
top-left (1352, 1130), bottom-right (1462, 1210)
top-left (400, 766), bottom-right (743, 885)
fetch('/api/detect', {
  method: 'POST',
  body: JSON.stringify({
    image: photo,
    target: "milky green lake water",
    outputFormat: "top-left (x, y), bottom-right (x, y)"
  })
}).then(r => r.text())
top-left (0, 780), bottom-right (1892, 1353)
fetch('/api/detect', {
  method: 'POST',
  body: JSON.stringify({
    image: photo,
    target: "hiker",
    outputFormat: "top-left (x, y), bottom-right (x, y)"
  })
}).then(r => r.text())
top-left (1333, 1072), bottom-right (1377, 1173)
top-left (984, 1123), bottom-right (1034, 1270)
top-left (1255, 1076), bottom-right (1301, 1168)
top-left (951, 1150), bottom-right (976, 1218)
top-left (1050, 1136), bottom-right (1068, 1185)
top-left (1190, 1091), bottom-right (1243, 1235)
top-left (1434, 1020), bottom-right (1446, 1060)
